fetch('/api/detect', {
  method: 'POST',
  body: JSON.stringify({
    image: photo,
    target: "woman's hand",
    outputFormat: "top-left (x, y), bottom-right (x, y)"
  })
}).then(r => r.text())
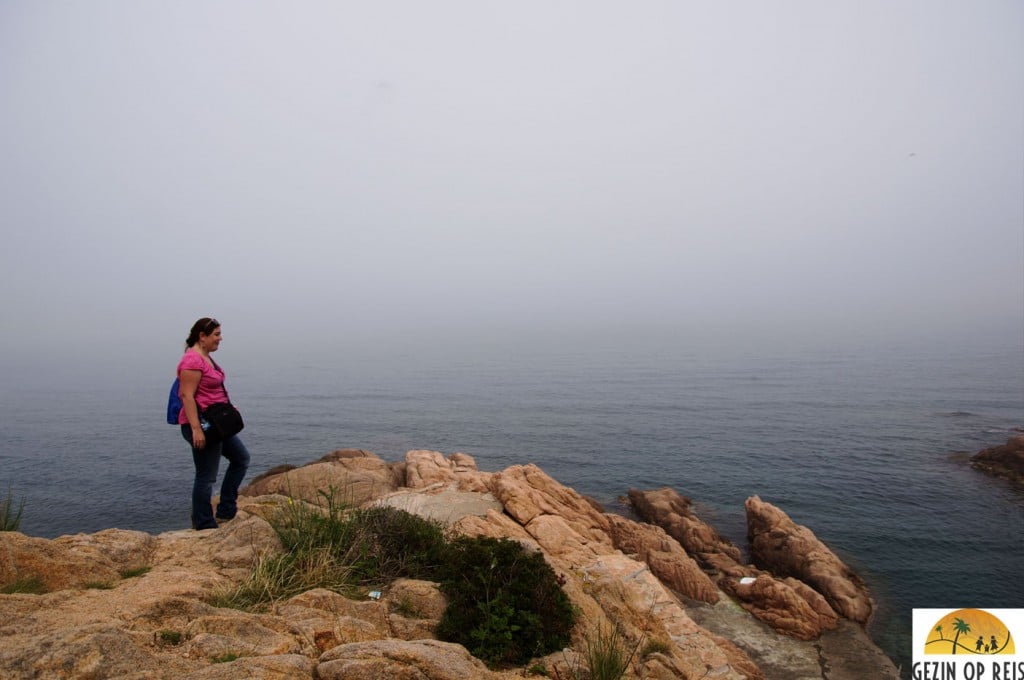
top-left (191, 426), bottom-right (207, 450)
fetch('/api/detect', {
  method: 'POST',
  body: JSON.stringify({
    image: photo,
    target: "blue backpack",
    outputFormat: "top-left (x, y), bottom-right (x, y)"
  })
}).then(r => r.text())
top-left (166, 378), bottom-right (182, 424)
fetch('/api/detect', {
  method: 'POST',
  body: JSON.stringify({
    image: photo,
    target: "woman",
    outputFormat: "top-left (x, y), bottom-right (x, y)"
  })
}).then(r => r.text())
top-left (177, 317), bottom-right (250, 530)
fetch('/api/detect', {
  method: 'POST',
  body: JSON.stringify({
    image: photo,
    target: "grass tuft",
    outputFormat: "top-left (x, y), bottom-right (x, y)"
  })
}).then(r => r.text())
top-left (1, 486), bottom-right (25, 532)
top-left (556, 622), bottom-right (644, 680)
top-left (1, 575), bottom-right (47, 595)
top-left (641, 637), bottom-right (672, 658)
top-left (83, 581), bottom-right (116, 590)
top-left (212, 490), bottom-right (448, 610)
top-left (582, 623), bottom-right (639, 680)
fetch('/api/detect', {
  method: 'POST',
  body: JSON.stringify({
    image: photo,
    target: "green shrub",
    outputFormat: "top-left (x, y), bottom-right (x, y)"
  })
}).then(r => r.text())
top-left (436, 536), bottom-right (575, 667)
top-left (1, 487), bottom-right (25, 532)
top-left (340, 505), bottom-right (447, 584)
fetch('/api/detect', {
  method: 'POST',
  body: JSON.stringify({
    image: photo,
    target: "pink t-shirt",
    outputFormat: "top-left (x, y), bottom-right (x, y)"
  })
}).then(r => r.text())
top-left (176, 351), bottom-right (228, 425)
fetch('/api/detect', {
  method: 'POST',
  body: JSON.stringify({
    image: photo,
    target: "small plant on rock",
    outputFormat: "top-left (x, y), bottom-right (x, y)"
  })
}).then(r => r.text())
top-left (1, 575), bottom-right (47, 595)
top-left (1, 486), bottom-right (25, 532)
top-left (556, 622), bottom-right (643, 680)
top-left (119, 566), bottom-right (151, 579)
top-left (157, 630), bottom-right (183, 646)
top-left (83, 581), bottom-right (116, 590)
top-left (436, 536), bottom-right (575, 667)
top-left (641, 637), bottom-right (672, 658)
top-left (582, 622), bottom-right (641, 680)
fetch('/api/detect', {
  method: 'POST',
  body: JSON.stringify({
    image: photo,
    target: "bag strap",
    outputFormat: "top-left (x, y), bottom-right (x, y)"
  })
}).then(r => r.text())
top-left (207, 356), bottom-right (232, 404)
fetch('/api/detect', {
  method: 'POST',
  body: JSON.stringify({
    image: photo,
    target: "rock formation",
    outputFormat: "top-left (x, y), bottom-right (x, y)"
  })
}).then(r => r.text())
top-left (0, 449), bottom-right (899, 680)
top-left (971, 435), bottom-right (1024, 483)
top-left (745, 495), bottom-right (873, 624)
top-left (627, 487), bottom-right (841, 641)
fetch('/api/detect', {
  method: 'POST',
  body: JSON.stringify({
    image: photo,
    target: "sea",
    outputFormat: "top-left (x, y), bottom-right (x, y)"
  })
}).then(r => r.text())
top-left (1, 329), bottom-right (1022, 677)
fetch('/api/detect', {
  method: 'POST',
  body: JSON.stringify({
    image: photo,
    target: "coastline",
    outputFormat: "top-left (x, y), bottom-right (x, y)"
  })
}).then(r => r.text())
top-left (0, 449), bottom-right (899, 679)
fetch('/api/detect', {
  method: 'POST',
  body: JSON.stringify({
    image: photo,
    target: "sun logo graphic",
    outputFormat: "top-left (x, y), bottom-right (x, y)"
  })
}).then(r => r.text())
top-left (924, 609), bottom-right (1015, 656)
top-left (914, 609), bottom-right (1024, 680)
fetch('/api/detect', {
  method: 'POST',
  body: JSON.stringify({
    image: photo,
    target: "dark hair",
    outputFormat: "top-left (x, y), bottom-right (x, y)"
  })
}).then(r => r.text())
top-left (185, 317), bottom-right (220, 348)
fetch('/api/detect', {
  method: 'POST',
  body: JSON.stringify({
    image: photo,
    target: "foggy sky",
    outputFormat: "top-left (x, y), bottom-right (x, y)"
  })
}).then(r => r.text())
top-left (2, 1), bottom-right (1022, 366)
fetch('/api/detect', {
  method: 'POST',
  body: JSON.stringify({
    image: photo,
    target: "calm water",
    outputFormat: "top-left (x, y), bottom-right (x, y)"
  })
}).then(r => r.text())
top-left (2, 332), bottom-right (1022, 676)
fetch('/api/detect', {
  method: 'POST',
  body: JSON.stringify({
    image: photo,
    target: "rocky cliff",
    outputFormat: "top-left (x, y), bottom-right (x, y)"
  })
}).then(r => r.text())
top-left (0, 449), bottom-right (899, 680)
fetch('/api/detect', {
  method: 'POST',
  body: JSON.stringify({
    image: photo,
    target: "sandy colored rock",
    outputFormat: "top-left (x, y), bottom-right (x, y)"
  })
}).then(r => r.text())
top-left (580, 552), bottom-right (751, 680)
top-left (185, 615), bottom-right (302, 657)
top-left (451, 508), bottom-right (535, 543)
top-left (628, 487), bottom-right (743, 567)
top-left (241, 452), bottom-right (397, 507)
top-left (206, 515), bottom-right (284, 569)
top-left (719, 574), bottom-right (839, 641)
top-left (128, 594), bottom-right (220, 632)
top-left (386, 578), bottom-right (447, 620)
top-left (605, 512), bottom-right (720, 604)
top-left (185, 654), bottom-right (317, 679)
top-left (0, 623), bottom-right (170, 679)
top-left (317, 639), bottom-right (503, 680)
top-left (492, 464), bottom-right (612, 544)
top-left (374, 484), bottom-right (503, 525)
top-left (276, 588), bottom-right (390, 646)
top-left (0, 528), bottom-right (156, 592)
top-left (628, 487), bottom-right (848, 641)
top-left (403, 449), bottom-right (493, 493)
top-left (745, 496), bottom-right (873, 624)
top-left (277, 588), bottom-right (388, 630)
top-left (485, 470), bottom-right (756, 679)
top-left (383, 579), bottom-right (446, 641)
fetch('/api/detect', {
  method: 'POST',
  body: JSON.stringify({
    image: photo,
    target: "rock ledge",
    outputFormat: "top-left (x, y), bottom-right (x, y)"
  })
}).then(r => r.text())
top-left (0, 449), bottom-right (899, 680)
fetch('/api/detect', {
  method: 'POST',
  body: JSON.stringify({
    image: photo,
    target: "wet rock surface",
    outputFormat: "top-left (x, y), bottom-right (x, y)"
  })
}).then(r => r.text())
top-left (971, 435), bottom-right (1024, 483)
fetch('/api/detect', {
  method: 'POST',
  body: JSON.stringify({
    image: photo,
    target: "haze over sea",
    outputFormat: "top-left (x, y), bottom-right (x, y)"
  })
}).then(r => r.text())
top-left (2, 327), bottom-right (1021, 674)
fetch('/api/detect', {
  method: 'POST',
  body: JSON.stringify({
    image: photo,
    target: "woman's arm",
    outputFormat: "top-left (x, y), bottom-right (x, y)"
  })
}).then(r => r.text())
top-left (179, 368), bottom-right (207, 450)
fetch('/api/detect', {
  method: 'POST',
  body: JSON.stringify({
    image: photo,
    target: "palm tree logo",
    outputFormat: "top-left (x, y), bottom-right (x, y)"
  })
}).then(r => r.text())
top-left (924, 610), bottom-right (1015, 655)
top-left (950, 618), bottom-right (971, 654)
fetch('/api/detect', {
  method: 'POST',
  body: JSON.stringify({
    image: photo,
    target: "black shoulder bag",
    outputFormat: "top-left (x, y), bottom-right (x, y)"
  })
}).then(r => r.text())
top-left (201, 359), bottom-right (245, 440)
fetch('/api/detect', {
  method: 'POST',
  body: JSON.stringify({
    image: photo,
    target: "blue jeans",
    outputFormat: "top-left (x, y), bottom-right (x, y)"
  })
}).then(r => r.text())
top-left (181, 426), bottom-right (250, 529)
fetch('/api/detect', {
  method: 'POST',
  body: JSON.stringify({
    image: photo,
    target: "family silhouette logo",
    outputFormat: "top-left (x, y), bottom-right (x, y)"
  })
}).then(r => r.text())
top-left (914, 609), bottom-right (1024, 680)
